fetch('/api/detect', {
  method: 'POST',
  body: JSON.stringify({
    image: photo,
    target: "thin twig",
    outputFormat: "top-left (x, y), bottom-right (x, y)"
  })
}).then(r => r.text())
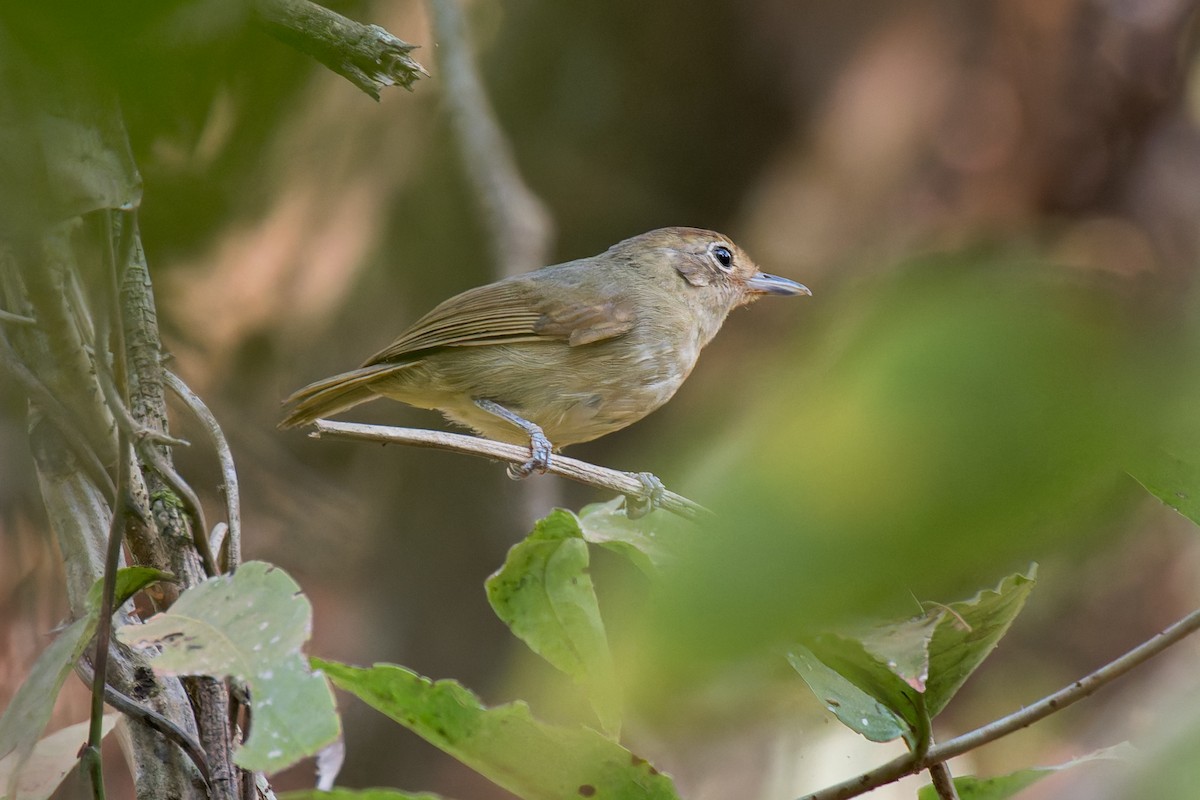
top-left (0, 307), bottom-right (35, 325)
top-left (165, 371), bottom-right (242, 570)
top-left (86, 432), bottom-right (133, 800)
top-left (254, 0), bottom-right (428, 99)
top-left (800, 603), bottom-right (1200, 800)
top-left (310, 419), bottom-right (710, 521)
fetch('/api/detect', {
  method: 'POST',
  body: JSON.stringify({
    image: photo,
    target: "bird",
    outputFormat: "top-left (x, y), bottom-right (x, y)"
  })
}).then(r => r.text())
top-left (280, 226), bottom-right (809, 489)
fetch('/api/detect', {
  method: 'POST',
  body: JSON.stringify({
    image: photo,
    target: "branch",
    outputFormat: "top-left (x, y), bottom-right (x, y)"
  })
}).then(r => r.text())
top-left (428, 0), bottom-right (553, 278)
top-left (801, 603), bottom-right (1200, 800)
top-left (0, 307), bottom-right (35, 325)
top-left (166, 371), bottom-right (242, 571)
top-left (310, 419), bottom-right (709, 521)
top-left (254, 0), bottom-right (428, 100)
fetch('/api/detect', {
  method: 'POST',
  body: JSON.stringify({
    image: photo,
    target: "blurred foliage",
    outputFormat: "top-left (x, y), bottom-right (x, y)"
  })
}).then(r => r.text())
top-left (634, 255), bottom-right (1173, 695)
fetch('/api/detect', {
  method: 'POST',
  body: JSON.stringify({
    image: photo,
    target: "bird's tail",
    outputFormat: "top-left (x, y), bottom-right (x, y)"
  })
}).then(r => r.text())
top-left (278, 364), bottom-right (399, 429)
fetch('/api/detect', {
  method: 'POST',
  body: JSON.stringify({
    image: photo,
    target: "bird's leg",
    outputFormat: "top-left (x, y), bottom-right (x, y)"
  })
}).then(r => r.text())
top-left (474, 399), bottom-right (553, 478)
top-left (625, 471), bottom-right (666, 519)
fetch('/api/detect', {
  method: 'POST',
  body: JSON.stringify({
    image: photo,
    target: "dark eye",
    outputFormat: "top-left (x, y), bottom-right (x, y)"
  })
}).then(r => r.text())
top-left (711, 245), bottom-right (733, 270)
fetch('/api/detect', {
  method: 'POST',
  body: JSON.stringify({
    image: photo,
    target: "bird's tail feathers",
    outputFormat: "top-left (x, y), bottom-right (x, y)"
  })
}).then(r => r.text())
top-left (279, 364), bottom-right (399, 429)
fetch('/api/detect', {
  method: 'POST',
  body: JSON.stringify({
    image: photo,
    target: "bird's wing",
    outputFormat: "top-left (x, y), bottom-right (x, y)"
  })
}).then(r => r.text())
top-left (363, 277), bottom-right (636, 365)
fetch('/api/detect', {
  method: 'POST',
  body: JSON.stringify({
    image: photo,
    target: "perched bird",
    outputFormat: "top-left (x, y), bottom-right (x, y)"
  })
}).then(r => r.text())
top-left (280, 227), bottom-right (809, 482)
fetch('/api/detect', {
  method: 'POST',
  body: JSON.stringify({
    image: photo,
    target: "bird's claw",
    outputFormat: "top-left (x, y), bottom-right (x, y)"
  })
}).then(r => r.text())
top-left (625, 471), bottom-right (666, 519)
top-left (505, 430), bottom-right (553, 480)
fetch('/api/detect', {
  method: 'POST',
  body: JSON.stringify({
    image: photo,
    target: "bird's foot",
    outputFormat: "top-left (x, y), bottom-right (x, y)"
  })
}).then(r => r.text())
top-left (505, 429), bottom-right (554, 480)
top-left (475, 398), bottom-right (554, 480)
top-left (625, 471), bottom-right (666, 519)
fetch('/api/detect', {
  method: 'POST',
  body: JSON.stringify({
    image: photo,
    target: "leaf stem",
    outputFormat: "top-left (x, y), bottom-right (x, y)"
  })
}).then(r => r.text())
top-left (87, 431), bottom-right (132, 800)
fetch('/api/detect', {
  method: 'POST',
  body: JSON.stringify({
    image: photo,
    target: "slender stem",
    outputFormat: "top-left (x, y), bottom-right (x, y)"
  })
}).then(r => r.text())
top-left (800, 603), bottom-right (1200, 800)
top-left (0, 307), bottom-right (35, 325)
top-left (310, 419), bottom-right (710, 521)
top-left (87, 432), bottom-right (132, 800)
top-left (166, 370), bottom-right (242, 570)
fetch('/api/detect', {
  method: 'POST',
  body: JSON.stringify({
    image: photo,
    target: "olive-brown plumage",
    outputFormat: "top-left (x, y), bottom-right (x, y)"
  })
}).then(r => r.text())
top-left (280, 227), bottom-right (808, 473)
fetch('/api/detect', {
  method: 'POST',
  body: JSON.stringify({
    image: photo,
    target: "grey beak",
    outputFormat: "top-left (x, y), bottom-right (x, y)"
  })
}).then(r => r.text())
top-left (745, 272), bottom-right (811, 296)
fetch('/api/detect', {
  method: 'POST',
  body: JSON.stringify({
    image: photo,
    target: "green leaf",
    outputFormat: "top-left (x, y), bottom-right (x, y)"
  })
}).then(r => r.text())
top-left (109, 566), bottom-right (174, 609)
top-left (0, 565), bottom-right (162, 795)
top-left (315, 659), bottom-right (680, 800)
top-left (0, 716), bottom-right (119, 800)
top-left (279, 790), bottom-right (448, 800)
top-left (787, 647), bottom-right (908, 743)
top-left (576, 498), bottom-right (690, 575)
top-left (916, 743), bottom-right (1134, 800)
top-left (487, 509), bottom-right (621, 736)
top-left (924, 568), bottom-right (1037, 717)
top-left (116, 561), bottom-right (340, 773)
top-left (1129, 448), bottom-right (1200, 527)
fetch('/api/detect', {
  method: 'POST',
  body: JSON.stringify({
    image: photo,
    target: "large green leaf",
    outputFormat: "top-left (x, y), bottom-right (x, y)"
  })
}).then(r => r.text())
top-left (916, 743), bottom-right (1134, 800)
top-left (0, 567), bottom-right (166, 796)
top-left (487, 509), bottom-right (620, 735)
top-left (315, 659), bottom-right (680, 800)
top-left (116, 561), bottom-right (339, 773)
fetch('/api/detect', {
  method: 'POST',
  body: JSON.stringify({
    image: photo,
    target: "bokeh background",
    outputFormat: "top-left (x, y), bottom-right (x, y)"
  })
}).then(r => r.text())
top-left (4, 0), bottom-right (1200, 797)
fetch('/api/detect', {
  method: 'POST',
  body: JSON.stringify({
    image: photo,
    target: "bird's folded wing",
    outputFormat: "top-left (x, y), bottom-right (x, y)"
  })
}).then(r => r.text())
top-left (363, 278), bottom-right (637, 366)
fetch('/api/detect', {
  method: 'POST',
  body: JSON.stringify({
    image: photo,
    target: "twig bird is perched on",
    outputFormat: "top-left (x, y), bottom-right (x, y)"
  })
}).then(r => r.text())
top-left (280, 227), bottom-right (809, 481)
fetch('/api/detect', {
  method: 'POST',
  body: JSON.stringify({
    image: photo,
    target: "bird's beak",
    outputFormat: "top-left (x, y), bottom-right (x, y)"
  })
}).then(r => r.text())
top-left (745, 272), bottom-right (811, 296)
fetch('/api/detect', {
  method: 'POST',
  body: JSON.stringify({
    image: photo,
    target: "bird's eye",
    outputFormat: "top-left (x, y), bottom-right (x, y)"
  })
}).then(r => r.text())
top-left (711, 245), bottom-right (734, 270)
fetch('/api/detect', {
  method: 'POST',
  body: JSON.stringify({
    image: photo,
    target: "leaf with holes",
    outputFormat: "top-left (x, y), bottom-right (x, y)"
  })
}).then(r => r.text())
top-left (316, 659), bottom-right (679, 800)
top-left (116, 561), bottom-right (339, 773)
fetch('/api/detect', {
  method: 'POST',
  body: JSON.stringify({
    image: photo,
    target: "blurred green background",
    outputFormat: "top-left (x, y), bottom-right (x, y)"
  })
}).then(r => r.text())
top-left (3, 0), bottom-right (1200, 797)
